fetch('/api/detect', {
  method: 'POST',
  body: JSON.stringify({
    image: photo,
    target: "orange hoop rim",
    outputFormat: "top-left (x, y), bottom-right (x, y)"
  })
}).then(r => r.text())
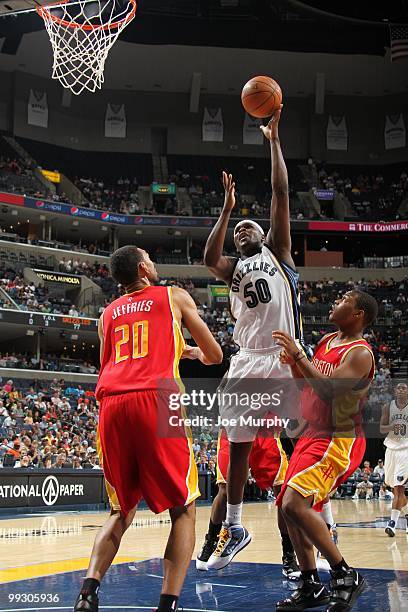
top-left (36, 0), bottom-right (136, 31)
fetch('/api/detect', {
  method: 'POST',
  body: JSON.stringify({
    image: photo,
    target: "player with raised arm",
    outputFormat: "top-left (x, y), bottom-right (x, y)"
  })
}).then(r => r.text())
top-left (202, 107), bottom-right (302, 572)
top-left (273, 290), bottom-right (377, 611)
top-left (73, 245), bottom-right (223, 612)
top-left (381, 382), bottom-right (408, 537)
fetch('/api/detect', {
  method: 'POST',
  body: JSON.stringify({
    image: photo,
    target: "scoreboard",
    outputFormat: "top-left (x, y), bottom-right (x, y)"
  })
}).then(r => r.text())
top-left (0, 309), bottom-right (98, 332)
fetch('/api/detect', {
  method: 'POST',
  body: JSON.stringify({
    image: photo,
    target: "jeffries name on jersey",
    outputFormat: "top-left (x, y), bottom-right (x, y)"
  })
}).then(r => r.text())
top-left (111, 299), bottom-right (153, 319)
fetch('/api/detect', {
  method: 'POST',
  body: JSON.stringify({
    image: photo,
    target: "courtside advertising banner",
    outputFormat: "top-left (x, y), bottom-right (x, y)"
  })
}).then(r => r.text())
top-left (326, 115), bottom-right (348, 151)
top-left (105, 103), bottom-right (127, 138)
top-left (27, 89), bottom-right (49, 128)
top-left (202, 107), bottom-right (224, 142)
top-left (384, 113), bottom-right (406, 150)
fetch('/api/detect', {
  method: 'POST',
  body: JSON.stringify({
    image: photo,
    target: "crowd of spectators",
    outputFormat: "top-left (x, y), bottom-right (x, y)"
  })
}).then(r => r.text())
top-left (0, 378), bottom-right (100, 469)
top-left (1, 137), bottom-right (407, 222)
top-left (336, 459), bottom-right (397, 501)
top-left (314, 163), bottom-right (408, 221)
top-left (58, 257), bottom-right (116, 295)
top-left (74, 176), bottom-right (142, 214)
top-left (0, 269), bottom-right (86, 316)
top-left (0, 353), bottom-right (97, 374)
top-left (299, 277), bottom-right (408, 322)
top-left (0, 155), bottom-right (43, 197)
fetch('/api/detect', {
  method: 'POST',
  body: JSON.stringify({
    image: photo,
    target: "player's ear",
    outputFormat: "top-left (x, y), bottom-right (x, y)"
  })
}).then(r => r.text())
top-left (138, 260), bottom-right (147, 277)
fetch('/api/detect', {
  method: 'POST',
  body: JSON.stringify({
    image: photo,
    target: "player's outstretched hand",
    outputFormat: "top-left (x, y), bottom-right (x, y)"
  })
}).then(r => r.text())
top-left (260, 104), bottom-right (283, 141)
top-left (222, 171), bottom-right (236, 212)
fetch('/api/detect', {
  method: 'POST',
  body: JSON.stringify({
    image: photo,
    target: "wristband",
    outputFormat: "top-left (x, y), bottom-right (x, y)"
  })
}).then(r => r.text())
top-left (294, 351), bottom-right (305, 363)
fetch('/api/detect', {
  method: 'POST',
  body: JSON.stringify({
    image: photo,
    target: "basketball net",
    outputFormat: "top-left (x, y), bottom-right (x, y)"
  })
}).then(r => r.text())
top-left (37, 0), bottom-right (137, 95)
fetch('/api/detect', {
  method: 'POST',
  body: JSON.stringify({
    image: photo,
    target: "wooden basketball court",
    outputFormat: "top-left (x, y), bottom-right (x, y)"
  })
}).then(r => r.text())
top-left (0, 499), bottom-right (407, 611)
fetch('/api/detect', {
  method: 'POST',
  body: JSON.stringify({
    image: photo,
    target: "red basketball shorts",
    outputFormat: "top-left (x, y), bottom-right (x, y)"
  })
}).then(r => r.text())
top-left (97, 390), bottom-right (200, 517)
top-left (216, 429), bottom-right (288, 490)
top-left (276, 432), bottom-right (366, 511)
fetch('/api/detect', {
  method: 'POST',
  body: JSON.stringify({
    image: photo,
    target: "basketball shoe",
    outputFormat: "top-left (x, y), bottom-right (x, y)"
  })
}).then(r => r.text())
top-left (282, 552), bottom-right (300, 577)
top-left (207, 523), bottom-right (252, 570)
top-left (196, 532), bottom-right (218, 571)
top-left (74, 591), bottom-right (99, 612)
top-left (317, 524), bottom-right (338, 572)
top-left (326, 567), bottom-right (365, 610)
top-left (385, 520), bottom-right (396, 537)
top-left (276, 576), bottom-right (330, 610)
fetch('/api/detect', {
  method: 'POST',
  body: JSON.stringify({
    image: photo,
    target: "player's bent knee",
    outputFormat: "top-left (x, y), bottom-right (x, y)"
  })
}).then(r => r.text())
top-left (110, 505), bottom-right (136, 531)
top-left (169, 502), bottom-right (196, 523)
top-left (281, 488), bottom-right (310, 520)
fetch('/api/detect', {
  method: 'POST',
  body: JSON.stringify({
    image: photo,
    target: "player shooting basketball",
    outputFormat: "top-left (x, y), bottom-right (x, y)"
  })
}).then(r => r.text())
top-left (200, 106), bottom-right (302, 572)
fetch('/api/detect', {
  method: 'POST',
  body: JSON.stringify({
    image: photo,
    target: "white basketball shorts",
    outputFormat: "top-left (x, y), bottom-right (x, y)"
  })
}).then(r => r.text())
top-left (219, 346), bottom-right (297, 443)
top-left (384, 446), bottom-right (408, 488)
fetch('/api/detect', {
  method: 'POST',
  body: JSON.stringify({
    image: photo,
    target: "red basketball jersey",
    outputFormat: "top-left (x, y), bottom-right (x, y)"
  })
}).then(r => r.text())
top-left (301, 332), bottom-right (375, 435)
top-left (95, 285), bottom-right (185, 400)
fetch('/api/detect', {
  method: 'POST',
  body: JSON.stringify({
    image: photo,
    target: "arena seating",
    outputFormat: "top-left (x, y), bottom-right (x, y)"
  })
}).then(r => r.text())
top-left (15, 137), bottom-right (153, 186)
top-left (2, 137), bottom-right (407, 221)
top-left (0, 134), bottom-right (47, 195)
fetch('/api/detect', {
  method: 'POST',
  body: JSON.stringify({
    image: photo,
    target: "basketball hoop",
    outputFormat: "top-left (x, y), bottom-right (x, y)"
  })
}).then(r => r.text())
top-left (37, 0), bottom-right (137, 95)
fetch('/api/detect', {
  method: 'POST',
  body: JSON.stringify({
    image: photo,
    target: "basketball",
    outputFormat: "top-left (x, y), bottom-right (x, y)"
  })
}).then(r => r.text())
top-left (241, 76), bottom-right (282, 119)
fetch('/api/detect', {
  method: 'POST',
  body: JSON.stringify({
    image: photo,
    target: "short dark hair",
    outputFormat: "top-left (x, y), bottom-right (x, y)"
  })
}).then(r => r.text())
top-left (351, 290), bottom-right (378, 327)
top-left (110, 245), bottom-right (144, 287)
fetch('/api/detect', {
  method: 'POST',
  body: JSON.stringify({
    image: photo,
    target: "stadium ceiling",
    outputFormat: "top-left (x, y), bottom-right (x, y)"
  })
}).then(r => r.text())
top-left (0, 0), bottom-right (406, 55)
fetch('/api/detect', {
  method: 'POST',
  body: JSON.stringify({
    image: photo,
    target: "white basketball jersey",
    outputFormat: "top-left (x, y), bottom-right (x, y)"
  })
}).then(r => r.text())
top-left (384, 114), bottom-right (406, 150)
top-left (229, 245), bottom-right (301, 350)
top-left (384, 400), bottom-right (408, 450)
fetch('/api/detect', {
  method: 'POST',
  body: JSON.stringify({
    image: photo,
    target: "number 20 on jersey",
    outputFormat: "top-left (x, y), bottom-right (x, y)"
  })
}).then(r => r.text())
top-left (114, 321), bottom-right (149, 363)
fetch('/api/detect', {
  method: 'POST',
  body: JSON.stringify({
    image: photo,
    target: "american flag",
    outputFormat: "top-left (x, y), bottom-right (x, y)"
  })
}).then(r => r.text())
top-left (389, 25), bottom-right (408, 61)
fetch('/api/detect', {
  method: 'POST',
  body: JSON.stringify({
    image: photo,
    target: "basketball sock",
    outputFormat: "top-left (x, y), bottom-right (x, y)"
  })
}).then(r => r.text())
top-left (157, 594), bottom-right (179, 611)
top-left (331, 557), bottom-right (350, 574)
top-left (391, 509), bottom-right (401, 524)
top-left (321, 500), bottom-right (334, 528)
top-left (226, 502), bottom-right (243, 526)
top-left (300, 568), bottom-right (320, 582)
top-left (281, 533), bottom-right (295, 555)
top-left (208, 519), bottom-right (222, 539)
top-left (81, 578), bottom-right (100, 595)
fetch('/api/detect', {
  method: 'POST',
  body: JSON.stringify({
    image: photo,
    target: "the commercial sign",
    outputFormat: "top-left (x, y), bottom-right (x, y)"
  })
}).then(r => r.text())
top-left (0, 191), bottom-right (407, 234)
top-left (209, 285), bottom-right (229, 305)
top-left (152, 183), bottom-right (176, 195)
top-left (313, 189), bottom-right (335, 200)
top-left (34, 269), bottom-right (81, 285)
top-left (0, 471), bottom-right (102, 508)
top-left (0, 470), bottom-right (210, 508)
top-left (309, 220), bottom-right (408, 233)
top-left (41, 169), bottom-right (61, 183)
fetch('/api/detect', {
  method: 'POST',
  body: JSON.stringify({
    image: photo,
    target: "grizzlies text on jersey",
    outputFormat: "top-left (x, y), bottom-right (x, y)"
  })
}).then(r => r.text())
top-left (229, 244), bottom-right (301, 349)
